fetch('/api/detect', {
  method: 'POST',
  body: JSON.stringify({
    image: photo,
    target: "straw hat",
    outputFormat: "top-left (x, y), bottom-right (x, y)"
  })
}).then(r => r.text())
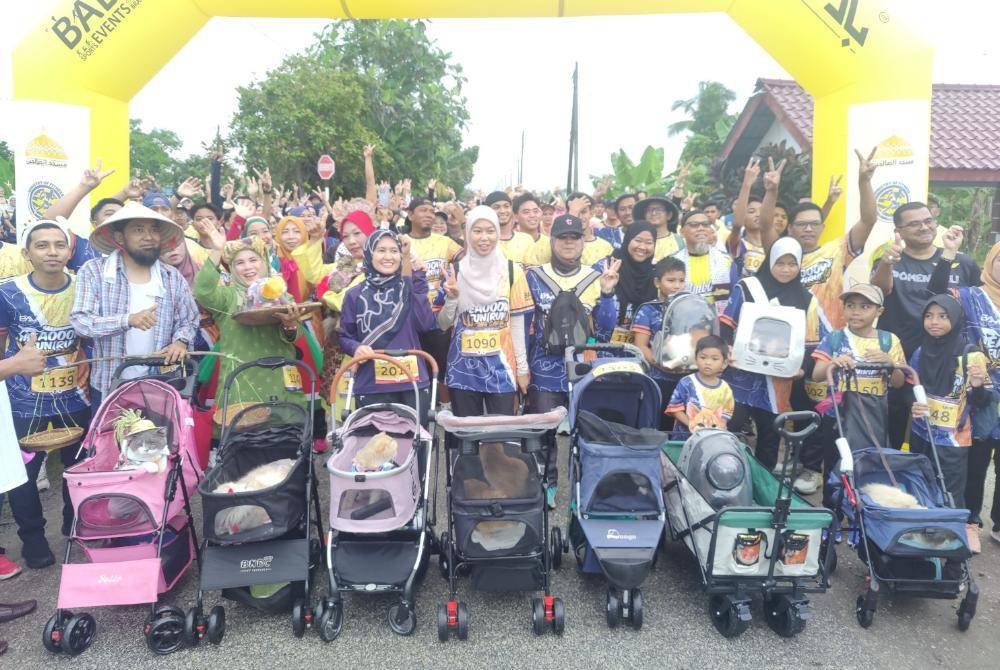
top-left (90, 202), bottom-right (184, 254)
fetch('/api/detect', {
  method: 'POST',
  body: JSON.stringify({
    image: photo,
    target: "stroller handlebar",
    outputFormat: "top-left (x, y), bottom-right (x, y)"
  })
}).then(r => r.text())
top-left (772, 410), bottom-right (820, 440)
top-left (564, 343), bottom-right (647, 381)
top-left (825, 361), bottom-right (919, 385)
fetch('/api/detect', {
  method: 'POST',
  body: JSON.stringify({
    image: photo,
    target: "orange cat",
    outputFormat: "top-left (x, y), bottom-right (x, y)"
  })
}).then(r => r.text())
top-left (464, 442), bottom-right (530, 500)
top-left (687, 405), bottom-right (726, 432)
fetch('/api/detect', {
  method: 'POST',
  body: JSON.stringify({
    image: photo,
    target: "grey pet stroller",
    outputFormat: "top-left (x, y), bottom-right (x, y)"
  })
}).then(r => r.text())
top-left (315, 350), bottom-right (438, 641)
top-left (190, 358), bottom-right (323, 646)
top-left (564, 343), bottom-right (666, 629)
top-left (825, 362), bottom-right (979, 630)
top-left (436, 408), bottom-right (567, 641)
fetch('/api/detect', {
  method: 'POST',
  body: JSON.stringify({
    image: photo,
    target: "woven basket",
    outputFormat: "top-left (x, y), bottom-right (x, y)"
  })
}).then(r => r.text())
top-left (213, 402), bottom-right (272, 429)
top-left (232, 302), bottom-right (322, 326)
top-left (19, 426), bottom-right (85, 452)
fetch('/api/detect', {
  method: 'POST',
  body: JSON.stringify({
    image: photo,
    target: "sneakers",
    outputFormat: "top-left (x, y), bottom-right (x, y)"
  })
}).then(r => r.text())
top-left (990, 528), bottom-right (1000, 544)
top-left (966, 524), bottom-right (982, 555)
top-left (0, 556), bottom-right (21, 581)
top-left (36, 467), bottom-right (50, 492)
top-left (545, 485), bottom-right (557, 510)
top-left (793, 470), bottom-right (820, 495)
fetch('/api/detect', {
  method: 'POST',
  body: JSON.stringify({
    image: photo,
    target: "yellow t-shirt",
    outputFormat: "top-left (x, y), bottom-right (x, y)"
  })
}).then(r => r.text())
top-left (499, 231), bottom-right (536, 265)
top-left (525, 236), bottom-right (614, 267)
top-left (800, 235), bottom-right (859, 331)
top-left (653, 233), bottom-right (686, 262)
top-left (0, 243), bottom-right (32, 280)
top-left (408, 233), bottom-right (461, 309)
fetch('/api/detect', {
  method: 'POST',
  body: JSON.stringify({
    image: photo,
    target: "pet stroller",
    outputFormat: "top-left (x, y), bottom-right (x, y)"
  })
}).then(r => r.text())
top-left (316, 350), bottom-right (438, 641)
top-left (563, 343), bottom-right (665, 629)
top-left (660, 411), bottom-right (836, 638)
top-left (436, 407), bottom-right (568, 641)
top-left (825, 363), bottom-right (978, 630)
top-left (190, 357), bottom-right (323, 646)
top-left (43, 366), bottom-right (203, 656)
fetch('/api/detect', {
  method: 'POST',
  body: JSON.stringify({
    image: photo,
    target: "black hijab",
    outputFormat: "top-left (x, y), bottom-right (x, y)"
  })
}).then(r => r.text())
top-left (918, 294), bottom-right (967, 396)
top-left (750, 237), bottom-right (812, 311)
top-left (612, 221), bottom-right (658, 321)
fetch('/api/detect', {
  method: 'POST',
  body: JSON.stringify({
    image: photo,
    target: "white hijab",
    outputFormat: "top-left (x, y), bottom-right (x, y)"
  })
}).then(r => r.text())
top-left (457, 206), bottom-right (507, 315)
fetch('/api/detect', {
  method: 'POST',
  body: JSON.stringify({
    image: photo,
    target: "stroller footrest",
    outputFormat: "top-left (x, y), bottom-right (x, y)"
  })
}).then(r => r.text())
top-left (57, 558), bottom-right (161, 609)
top-left (201, 538), bottom-right (309, 590)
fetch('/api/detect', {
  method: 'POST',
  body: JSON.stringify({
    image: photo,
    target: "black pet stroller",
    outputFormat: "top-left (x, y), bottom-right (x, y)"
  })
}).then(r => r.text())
top-left (316, 350), bottom-right (438, 641)
top-left (436, 408), bottom-right (568, 641)
top-left (564, 343), bottom-right (666, 630)
top-left (825, 362), bottom-right (979, 630)
top-left (189, 357), bottom-right (323, 645)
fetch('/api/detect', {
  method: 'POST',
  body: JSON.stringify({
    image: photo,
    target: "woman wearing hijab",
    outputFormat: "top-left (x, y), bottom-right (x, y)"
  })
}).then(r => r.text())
top-left (338, 229), bottom-right (436, 424)
top-left (437, 206), bottom-right (534, 417)
top-left (242, 215), bottom-right (281, 273)
top-left (929, 233), bottom-right (1000, 544)
top-left (607, 221), bottom-right (658, 343)
top-left (720, 237), bottom-right (828, 470)
top-left (191, 219), bottom-right (306, 407)
top-left (909, 294), bottom-right (995, 513)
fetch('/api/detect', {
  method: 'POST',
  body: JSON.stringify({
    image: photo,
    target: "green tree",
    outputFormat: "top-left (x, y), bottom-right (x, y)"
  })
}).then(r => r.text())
top-left (229, 19), bottom-right (478, 196)
top-left (0, 141), bottom-right (13, 194)
top-left (668, 81), bottom-right (737, 196)
top-left (129, 119), bottom-right (183, 185)
top-left (934, 187), bottom-right (995, 264)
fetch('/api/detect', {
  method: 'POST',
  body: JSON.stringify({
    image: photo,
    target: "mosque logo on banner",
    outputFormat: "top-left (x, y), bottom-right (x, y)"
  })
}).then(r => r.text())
top-left (871, 135), bottom-right (914, 223)
top-left (22, 132), bottom-right (69, 220)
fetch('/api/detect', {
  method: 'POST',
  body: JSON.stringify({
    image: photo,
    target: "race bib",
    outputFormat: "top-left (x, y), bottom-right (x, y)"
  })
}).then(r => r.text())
top-left (852, 376), bottom-right (885, 396)
top-left (927, 395), bottom-right (960, 431)
top-left (32, 367), bottom-right (76, 394)
top-left (804, 380), bottom-right (827, 403)
top-left (460, 329), bottom-right (501, 357)
top-left (374, 355), bottom-right (419, 384)
top-left (610, 327), bottom-right (634, 345)
top-left (282, 365), bottom-right (302, 391)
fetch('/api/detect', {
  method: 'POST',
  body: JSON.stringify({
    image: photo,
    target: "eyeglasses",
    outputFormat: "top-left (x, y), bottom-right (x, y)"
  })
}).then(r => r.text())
top-left (897, 217), bottom-right (937, 230)
top-left (790, 220), bottom-right (823, 230)
top-left (683, 221), bottom-right (714, 229)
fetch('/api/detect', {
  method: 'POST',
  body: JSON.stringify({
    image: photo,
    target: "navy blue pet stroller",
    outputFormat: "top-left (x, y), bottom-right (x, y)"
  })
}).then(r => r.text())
top-left (564, 343), bottom-right (666, 629)
top-left (826, 362), bottom-right (978, 631)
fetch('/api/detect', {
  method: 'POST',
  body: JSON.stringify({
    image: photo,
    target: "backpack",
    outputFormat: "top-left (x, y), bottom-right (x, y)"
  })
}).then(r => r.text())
top-left (530, 266), bottom-right (601, 355)
top-left (825, 328), bottom-right (893, 356)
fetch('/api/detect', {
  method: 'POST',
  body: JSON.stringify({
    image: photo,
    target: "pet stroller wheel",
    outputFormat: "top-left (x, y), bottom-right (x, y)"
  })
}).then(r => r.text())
top-left (153, 605), bottom-right (184, 620)
top-left (549, 527), bottom-right (563, 570)
top-left (43, 611), bottom-right (72, 654)
top-left (388, 603), bottom-right (417, 636)
top-left (764, 595), bottom-right (806, 638)
top-left (709, 595), bottom-right (750, 638)
top-left (531, 598), bottom-right (546, 636)
top-left (436, 603), bottom-right (450, 642)
top-left (317, 599), bottom-right (343, 643)
top-left (629, 589), bottom-right (644, 630)
top-left (958, 610), bottom-right (973, 632)
top-left (456, 602), bottom-right (470, 641)
top-left (552, 598), bottom-right (566, 635)
top-left (184, 606), bottom-right (203, 645)
top-left (855, 595), bottom-right (875, 629)
top-left (605, 590), bottom-right (621, 628)
top-left (145, 611), bottom-right (184, 655)
top-left (62, 613), bottom-right (97, 656)
top-left (291, 598), bottom-right (307, 638)
top-left (207, 606), bottom-right (226, 644)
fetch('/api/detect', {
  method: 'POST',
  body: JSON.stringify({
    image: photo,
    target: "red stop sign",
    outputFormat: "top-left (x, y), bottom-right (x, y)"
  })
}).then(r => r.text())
top-left (317, 154), bottom-right (335, 180)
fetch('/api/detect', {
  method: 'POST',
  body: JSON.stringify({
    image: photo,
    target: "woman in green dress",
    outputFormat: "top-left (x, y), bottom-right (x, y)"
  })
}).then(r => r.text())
top-left (191, 217), bottom-right (305, 409)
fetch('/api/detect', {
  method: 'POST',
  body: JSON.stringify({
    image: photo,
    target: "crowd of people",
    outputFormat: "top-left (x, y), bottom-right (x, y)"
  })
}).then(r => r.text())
top-left (0, 144), bottom-right (998, 654)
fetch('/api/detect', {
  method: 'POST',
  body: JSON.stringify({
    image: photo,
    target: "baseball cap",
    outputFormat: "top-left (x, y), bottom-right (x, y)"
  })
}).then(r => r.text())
top-left (20, 218), bottom-right (71, 248)
top-left (407, 197), bottom-right (432, 212)
top-left (484, 191), bottom-right (511, 207)
top-left (550, 214), bottom-right (584, 238)
top-left (840, 283), bottom-right (884, 306)
top-left (142, 192), bottom-right (172, 209)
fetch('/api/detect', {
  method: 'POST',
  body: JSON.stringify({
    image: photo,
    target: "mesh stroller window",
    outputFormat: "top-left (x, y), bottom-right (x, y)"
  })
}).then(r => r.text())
top-left (470, 520), bottom-right (532, 553)
top-left (748, 318), bottom-right (791, 357)
top-left (591, 472), bottom-right (659, 513)
top-left (212, 504), bottom-right (274, 537)
top-left (76, 495), bottom-right (155, 537)
top-left (337, 489), bottom-right (396, 522)
top-left (453, 443), bottom-right (540, 502)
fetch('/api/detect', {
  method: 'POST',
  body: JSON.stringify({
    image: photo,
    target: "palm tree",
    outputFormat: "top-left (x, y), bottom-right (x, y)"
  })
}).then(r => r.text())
top-left (668, 81), bottom-right (736, 137)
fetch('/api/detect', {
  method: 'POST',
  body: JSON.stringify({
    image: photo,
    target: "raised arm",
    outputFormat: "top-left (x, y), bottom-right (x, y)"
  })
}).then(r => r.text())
top-left (728, 156), bottom-right (760, 256)
top-left (928, 226), bottom-right (964, 294)
top-left (758, 157), bottom-right (786, 250)
top-left (364, 144), bottom-right (377, 206)
top-left (848, 147), bottom-right (879, 252)
top-left (870, 231), bottom-right (901, 297)
top-left (820, 174), bottom-right (843, 223)
top-left (44, 161), bottom-right (116, 221)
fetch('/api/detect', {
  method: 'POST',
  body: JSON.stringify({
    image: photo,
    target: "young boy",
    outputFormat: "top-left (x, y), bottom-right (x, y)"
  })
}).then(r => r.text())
top-left (631, 256), bottom-right (690, 430)
top-left (811, 283), bottom-right (906, 504)
top-left (667, 335), bottom-right (734, 434)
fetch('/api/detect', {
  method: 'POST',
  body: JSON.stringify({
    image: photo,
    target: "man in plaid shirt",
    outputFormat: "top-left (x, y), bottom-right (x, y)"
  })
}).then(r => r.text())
top-left (71, 204), bottom-right (198, 405)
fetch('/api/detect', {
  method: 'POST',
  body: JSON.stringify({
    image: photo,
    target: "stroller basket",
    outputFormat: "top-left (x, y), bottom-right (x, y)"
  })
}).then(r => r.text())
top-left (327, 408), bottom-right (427, 534)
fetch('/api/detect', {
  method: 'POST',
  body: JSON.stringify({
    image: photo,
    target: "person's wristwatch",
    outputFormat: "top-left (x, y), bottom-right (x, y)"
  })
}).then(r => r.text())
top-left (176, 337), bottom-right (190, 346)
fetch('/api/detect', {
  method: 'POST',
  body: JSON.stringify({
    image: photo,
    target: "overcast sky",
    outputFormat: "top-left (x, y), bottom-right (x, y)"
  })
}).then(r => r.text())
top-left (2, 2), bottom-right (998, 191)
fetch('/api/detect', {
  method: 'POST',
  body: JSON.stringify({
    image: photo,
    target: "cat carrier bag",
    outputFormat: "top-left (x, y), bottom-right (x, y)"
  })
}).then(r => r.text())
top-left (651, 292), bottom-right (719, 370)
top-left (531, 267), bottom-right (600, 355)
top-left (677, 429), bottom-right (754, 510)
top-left (730, 277), bottom-right (804, 378)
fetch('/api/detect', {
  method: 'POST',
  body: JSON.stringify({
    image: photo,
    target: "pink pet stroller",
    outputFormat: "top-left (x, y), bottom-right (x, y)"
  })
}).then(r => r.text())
top-left (42, 375), bottom-right (203, 656)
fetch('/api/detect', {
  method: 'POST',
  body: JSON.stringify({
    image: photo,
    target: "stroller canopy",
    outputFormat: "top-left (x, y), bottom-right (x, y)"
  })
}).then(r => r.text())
top-left (569, 360), bottom-right (661, 430)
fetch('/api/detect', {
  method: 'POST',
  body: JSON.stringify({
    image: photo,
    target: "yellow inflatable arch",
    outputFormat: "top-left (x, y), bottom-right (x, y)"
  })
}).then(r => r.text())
top-left (13, 0), bottom-right (932, 237)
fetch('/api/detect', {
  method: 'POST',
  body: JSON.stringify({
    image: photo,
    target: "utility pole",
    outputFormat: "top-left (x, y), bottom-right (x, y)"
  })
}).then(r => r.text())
top-left (566, 62), bottom-right (579, 193)
top-left (518, 129), bottom-right (525, 185)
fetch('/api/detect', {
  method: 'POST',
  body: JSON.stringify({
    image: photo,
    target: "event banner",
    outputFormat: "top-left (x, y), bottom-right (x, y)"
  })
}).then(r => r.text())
top-left (843, 99), bottom-right (931, 282)
top-left (7, 100), bottom-right (91, 243)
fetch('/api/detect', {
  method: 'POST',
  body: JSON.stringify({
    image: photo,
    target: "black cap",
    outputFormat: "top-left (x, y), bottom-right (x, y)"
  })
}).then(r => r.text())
top-left (484, 191), bottom-right (511, 206)
top-left (407, 196), bottom-right (431, 212)
top-left (550, 214), bottom-right (584, 238)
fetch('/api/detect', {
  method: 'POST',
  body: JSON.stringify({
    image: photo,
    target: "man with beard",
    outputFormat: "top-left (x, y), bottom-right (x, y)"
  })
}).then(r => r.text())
top-left (672, 209), bottom-right (732, 310)
top-left (71, 204), bottom-right (198, 407)
top-left (485, 191), bottom-right (534, 264)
